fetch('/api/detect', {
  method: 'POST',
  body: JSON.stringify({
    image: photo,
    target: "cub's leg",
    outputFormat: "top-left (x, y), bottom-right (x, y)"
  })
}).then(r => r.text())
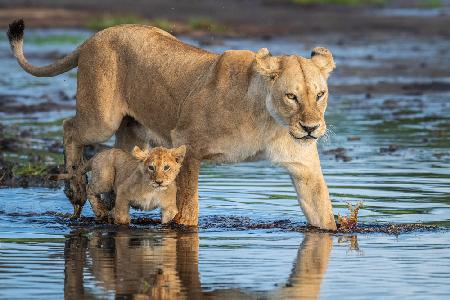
top-left (173, 154), bottom-right (201, 226)
top-left (112, 190), bottom-right (131, 225)
top-left (160, 184), bottom-right (178, 224)
top-left (103, 116), bottom-right (151, 211)
top-left (63, 51), bottom-right (125, 219)
top-left (86, 186), bottom-right (110, 221)
top-left (86, 160), bottom-right (115, 220)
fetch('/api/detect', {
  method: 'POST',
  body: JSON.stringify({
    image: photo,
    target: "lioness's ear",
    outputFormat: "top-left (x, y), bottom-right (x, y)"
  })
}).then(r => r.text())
top-left (254, 48), bottom-right (281, 80)
top-left (172, 145), bottom-right (186, 164)
top-left (132, 146), bottom-right (149, 161)
top-left (311, 47), bottom-right (335, 79)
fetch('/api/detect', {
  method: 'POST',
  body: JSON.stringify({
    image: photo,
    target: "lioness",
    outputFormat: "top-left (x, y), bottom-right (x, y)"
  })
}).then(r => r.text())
top-left (8, 19), bottom-right (337, 230)
top-left (80, 145), bottom-right (185, 224)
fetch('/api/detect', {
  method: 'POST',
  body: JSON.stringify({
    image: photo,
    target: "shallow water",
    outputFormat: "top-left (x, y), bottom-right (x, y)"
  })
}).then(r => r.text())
top-left (0, 29), bottom-right (450, 299)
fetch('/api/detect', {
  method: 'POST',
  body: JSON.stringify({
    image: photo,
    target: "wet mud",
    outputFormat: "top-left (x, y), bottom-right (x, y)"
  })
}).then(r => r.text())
top-left (0, 209), bottom-right (441, 235)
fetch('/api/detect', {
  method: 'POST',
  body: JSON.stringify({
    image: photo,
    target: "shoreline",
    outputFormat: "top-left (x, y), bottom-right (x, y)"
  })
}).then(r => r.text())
top-left (0, 2), bottom-right (449, 40)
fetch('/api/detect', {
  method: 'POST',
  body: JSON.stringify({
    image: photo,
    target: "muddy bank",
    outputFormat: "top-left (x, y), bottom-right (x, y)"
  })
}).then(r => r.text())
top-left (0, 0), bottom-right (449, 39)
top-left (0, 119), bottom-right (110, 188)
top-left (0, 208), bottom-right (441, 235)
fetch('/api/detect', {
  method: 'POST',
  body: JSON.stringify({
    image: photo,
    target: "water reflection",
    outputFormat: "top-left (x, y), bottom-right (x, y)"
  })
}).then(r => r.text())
top-left (64, 229), bottom-right (335, 299)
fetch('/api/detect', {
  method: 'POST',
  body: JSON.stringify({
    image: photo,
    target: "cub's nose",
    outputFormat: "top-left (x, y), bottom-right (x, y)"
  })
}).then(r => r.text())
top-left (155, 179), bottom-right (163, 185)
top-left (300, 123), bottom-right (320, 134)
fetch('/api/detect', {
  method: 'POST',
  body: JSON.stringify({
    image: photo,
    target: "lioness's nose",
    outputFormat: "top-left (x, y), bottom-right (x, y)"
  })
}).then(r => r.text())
top-left (300, 123), bottom-right (320, 134)
top-left (155, 179), bottom-right (163, 185)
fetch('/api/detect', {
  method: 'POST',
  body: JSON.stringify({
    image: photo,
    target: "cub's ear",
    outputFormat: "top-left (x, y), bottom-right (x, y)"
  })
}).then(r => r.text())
top-left (254, 48), bottom-right (281, 80)
top-left (311, 47), bottom-right (335, 79)
top-left (172, 145), bottom-right (187, 164)
top-left (132, 146), bottom-right (149, 161)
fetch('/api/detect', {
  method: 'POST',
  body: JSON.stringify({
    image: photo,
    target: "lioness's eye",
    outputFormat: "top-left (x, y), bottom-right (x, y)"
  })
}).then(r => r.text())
top-left (164, 165), bottom-right (170, 172)
top-left (317, 91), bottom-right (325, 101)
top-left (148, 165), bottom-right (155, 171)
top-left (286, 93), bottom-right (298, 102)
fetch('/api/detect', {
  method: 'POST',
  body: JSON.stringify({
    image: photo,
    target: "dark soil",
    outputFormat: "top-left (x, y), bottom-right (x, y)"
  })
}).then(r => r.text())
top-left (0, 0), bottom-right (449, 40)
top-left (0, 209), bottom-right (441, 235)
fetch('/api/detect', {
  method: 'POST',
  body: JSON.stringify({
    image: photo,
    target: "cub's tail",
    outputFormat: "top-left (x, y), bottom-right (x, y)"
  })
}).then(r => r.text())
top-left (7, 19), bottom-right (80, 77)
top-left (48, 159), bottom-right (93, 181)
top-left (76, 159), bottom-right (93, 177)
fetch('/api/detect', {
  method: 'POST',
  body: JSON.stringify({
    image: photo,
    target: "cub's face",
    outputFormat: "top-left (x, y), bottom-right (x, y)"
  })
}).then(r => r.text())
top-left (254, 47), bottom-right (335, 142)
top-left (132, 145), bottom-right (186, 189)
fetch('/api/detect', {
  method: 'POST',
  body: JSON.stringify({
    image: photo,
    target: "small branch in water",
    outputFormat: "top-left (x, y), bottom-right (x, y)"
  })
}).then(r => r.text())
top-left (338, 202), bottom-right (363, 231)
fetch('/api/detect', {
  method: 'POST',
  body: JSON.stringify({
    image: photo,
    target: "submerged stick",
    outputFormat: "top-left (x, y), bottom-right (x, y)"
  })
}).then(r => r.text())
top-left (338, 202), bottom-right (363, 231)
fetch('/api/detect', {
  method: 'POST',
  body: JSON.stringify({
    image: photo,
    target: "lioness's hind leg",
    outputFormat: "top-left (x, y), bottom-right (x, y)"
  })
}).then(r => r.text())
top-left (63, 118), bottom-right (87, 219)
top-left (63, 51), bottom-right (125, 219)
top-left (63, 112), bottom-right (124, 219)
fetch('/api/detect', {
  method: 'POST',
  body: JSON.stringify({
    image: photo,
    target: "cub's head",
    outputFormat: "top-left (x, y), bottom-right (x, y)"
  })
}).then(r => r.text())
top-left (254, 47), bottom-right (335, 142)
top-left (132, 145), bottom-right (186, 189)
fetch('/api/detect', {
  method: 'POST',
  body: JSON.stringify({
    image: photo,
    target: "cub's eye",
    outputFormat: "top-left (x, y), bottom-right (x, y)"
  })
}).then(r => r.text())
top-left (163, 165), bottom-right (171, 172)
top-left (148, 165), bottom-right (155, 171)
top-left (316, 91), bottom-right (325, 101)
top-left (286, 93), bottom-right (298, 102)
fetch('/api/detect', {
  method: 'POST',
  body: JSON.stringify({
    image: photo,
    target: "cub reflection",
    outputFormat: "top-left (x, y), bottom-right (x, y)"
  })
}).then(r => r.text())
top-left (64, 229), bottom-right (336, 300)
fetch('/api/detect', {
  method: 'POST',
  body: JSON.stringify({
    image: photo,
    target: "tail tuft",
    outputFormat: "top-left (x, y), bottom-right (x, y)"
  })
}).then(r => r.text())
top-left (7, 19), bottom-right (25, 43)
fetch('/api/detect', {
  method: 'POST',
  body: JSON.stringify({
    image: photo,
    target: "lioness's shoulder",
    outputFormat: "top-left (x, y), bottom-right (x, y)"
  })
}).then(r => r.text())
top-left (220, 50), bottom-right (255, 63)
top-left (212, 50), bottom-right (256, 86)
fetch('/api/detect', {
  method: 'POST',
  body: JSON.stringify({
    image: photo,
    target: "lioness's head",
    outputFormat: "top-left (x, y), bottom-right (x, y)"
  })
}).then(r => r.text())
top-left (254, 47), bottom-right (335, 142)
top-left (132, 145), bottom-right (186, 189)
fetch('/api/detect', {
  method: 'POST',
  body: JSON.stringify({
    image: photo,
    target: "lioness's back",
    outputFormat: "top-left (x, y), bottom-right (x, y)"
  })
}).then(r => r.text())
top-left (77, 24), bottom-right (218, 133)
top-left (82, 24), bottom-right (214, 61)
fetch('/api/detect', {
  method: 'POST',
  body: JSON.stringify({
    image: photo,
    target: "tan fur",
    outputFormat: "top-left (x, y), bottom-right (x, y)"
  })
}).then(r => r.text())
top-left (82, 145), bottom-right (186, 224)
top-left (10, 23), bottom-right (337, 230)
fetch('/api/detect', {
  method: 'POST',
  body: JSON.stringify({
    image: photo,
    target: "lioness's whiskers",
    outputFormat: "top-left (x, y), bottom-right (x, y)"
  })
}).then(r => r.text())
top-left (320, 125), bottom-right (336, 145)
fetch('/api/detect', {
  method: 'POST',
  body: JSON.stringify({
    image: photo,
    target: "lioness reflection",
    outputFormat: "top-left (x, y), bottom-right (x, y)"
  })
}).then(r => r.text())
top-left (64, 230), bottom-right (334, 299)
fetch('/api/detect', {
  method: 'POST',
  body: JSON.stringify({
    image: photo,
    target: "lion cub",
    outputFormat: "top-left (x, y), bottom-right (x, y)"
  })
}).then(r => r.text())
top-left (81, 145), bottom-right (186, 225)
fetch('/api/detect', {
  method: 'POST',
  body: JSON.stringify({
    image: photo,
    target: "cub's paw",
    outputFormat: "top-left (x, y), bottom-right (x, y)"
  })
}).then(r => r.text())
top-left (111, 209), bottom-right (131, 225)
top-left (161, 209), bottom-right (178, 224)
top-left (114, 216), bottom-right (131, 225)
top-left (94, 213), bottom-right (110, 223)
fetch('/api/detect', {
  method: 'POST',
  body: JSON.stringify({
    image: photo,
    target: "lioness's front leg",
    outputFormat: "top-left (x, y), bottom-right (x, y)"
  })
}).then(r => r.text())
top-left (267, 136), bottom-right (337, 230)
top-left (285, 162), bottom-right (336, 230)
top-left (173, 155), bottom-right (201, 226)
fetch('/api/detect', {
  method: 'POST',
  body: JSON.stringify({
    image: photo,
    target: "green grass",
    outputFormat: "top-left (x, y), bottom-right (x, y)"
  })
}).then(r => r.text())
top-left (291, 0), bottom-right (387, 6)
top-left (86, 15), bottom-right (149, 31)
top-left (27, 35), bottom-right (85, 45)
top-left (86, 14), bottom-right (228, 33)
top-left (150, 18), bottom-right (174, 32)
top-left (18, 118), bottom-right (64, 127)
top-left (12, 162), bottom-right (48, 177)
top-left (188, 17), bottom-right (227, 33)
top-left (86, 15), bottom-right (176, 32)
top-left (424, 0), bottom-right (442, 8)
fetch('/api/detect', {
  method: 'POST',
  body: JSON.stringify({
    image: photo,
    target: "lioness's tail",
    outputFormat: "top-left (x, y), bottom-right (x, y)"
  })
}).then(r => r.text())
top-left (7, 19), bottom-right (79, 77)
